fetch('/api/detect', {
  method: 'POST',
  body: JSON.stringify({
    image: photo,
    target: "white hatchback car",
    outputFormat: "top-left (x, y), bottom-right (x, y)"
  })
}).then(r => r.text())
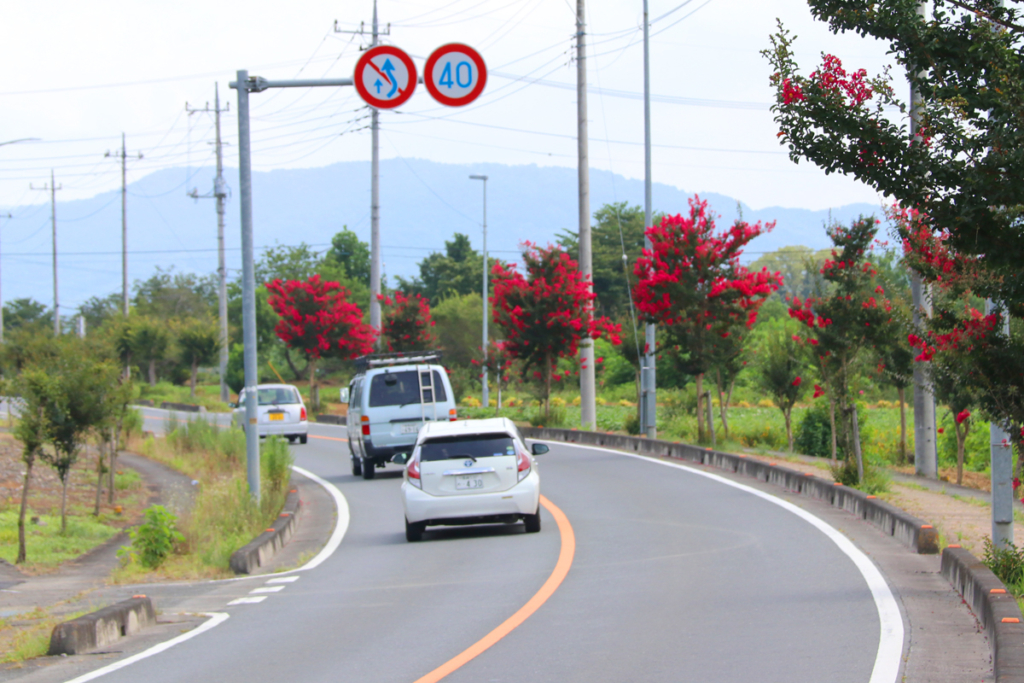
top-left (399, 417), bottom-right (547, 542)
top-left (232, 384), bottom-right (309, 444)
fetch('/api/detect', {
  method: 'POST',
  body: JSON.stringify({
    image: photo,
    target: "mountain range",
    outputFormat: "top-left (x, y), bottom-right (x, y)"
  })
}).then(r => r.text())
top-left (0, 159), bottom-right (883, 312)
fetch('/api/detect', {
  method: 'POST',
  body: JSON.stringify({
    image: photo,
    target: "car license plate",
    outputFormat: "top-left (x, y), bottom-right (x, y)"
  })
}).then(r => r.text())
top-left (455, 475), bottom-right (485, 490)
top-left (268, 413), bottom-right (284, 422)
top-left (401, 423), bottom-right (421, 434)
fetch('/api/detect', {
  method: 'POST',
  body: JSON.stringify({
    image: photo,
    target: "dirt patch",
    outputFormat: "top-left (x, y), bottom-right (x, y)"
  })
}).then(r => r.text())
top-left (0, 432), bottom-right (146, 575)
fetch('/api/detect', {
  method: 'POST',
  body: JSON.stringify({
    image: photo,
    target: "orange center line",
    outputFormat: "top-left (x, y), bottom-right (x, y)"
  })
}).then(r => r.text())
top-left (310, 434), bottom-right (348, 442)
top-left (412, 495), bottom-right (575, 683)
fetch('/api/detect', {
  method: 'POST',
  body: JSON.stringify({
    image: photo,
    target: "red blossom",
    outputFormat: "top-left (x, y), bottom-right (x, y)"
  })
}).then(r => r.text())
top-left (266, 275), bottom-right (376, 361)
top-left (955, 410), bottom-right (971, 425)
top-left (813, 384), bottom-right (825, 398)
top-left (792, 376), bottom-right (802, 387)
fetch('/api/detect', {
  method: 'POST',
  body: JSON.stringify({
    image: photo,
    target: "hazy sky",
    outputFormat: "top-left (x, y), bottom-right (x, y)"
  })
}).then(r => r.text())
top-left (0, 0), bottom-right (903, 213)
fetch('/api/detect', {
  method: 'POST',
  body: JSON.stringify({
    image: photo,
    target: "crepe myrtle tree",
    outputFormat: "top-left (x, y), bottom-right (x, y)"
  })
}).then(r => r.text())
top-left (633, 195), bottom-right (782, 443)
top-left (491, 243), bottom-right (621, 419)
top-left (378, 291), bottom-right (438, 353)
top-left (266, 275), bottom-right (377, 410)
top-left (753, 318), bottom-right (810, 453)
top-left (765, 1), bottom-right (1024, 443)
top-left (788, 217), bottom-right (900, 483)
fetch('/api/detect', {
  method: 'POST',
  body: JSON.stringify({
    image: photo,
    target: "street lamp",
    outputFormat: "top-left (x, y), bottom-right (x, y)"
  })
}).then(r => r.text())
top-left (469, 174), bottom-right (489, 408)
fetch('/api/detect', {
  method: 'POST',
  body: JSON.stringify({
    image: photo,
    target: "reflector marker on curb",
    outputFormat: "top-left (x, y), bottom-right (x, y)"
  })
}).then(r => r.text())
top-left (991, 588), bottom-right (1007, 594)
top-left (833, 482), bottom-right (843, 486)
top-left (920, 524), bottom-right (933, 529)
top-left (948, 544), bottom-right (962, 548)
top-left (1002, 617), bottom-right (1020, 623)
top-left (866, 495), bottom-right (877, 499)
top-left (412, 495), bottom-right (575, 683)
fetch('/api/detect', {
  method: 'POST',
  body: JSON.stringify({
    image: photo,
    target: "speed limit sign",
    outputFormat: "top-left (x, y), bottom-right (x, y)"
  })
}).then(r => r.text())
top-left (424, 44), bottom-right (487, 107)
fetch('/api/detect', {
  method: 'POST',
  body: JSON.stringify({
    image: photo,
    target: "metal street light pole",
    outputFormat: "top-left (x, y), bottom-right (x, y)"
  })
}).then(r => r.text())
top-left (470, 175), bottom-right (489, 407)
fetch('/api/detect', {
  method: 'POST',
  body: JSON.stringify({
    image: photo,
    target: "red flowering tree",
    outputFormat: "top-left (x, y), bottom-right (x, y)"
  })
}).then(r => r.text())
top-left (788, 217), bottom-right (901, 482)
top-left (633, 196), bottom-right (781, 442)
top-left (491, 243), bottom-right (621, 419)
top-left (471, 339), bottom-right (515, 413)
top-left (266, 275), bottom-right (376, 409)
top-left (378, 291), bottom-right (437, 353)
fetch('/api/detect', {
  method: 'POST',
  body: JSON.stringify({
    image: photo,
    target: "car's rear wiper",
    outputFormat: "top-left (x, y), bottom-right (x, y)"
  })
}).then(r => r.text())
top-left (450, 454), bottom-right (476, 462)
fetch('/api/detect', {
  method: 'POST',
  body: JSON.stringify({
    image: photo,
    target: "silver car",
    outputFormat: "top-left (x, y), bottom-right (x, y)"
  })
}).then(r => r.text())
top-left (232, 383), bottom-right (308, 444)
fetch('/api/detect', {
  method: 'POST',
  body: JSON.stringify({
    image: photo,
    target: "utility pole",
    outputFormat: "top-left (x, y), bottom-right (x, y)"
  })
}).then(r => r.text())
top-left (576, 0), bottom-right (597, 431)
top-left (470, 175), bottom-right (489, 407)
top-left (908, 1), bottom-right (937, 479)
top-left (641, 0), bottom-right (657, 438)
top-left (31, 171), bottom-right (62, 335)
top-left (337, 2), bottom-right (390, 343)
top-left (988, 299), bottom-right (1014, 548)
top-left (106, 135), bottom-right (142, 316)
top-left (187, 84), bottom-right (232, 402)
top-left (0, 212), bottom-right (9, 343)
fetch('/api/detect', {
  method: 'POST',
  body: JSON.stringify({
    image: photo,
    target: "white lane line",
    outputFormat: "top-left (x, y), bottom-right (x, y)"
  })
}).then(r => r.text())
top-left (266, 576), bottom-right (300, 584)
top-left (550, 441), bottom-right (905, 683)
top-left (290, 464), bottom-right (350, 572)
top-left (61, 612), bottom-right (229, 683)
top-left (249, 586), bottom-right (285, 594)
top-left (228, 596), bottom-right (267, 605)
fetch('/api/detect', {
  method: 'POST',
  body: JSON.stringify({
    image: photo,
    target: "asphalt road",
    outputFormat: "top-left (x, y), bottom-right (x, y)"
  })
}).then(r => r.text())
top-left (86, 410), bottom-right (888, 682)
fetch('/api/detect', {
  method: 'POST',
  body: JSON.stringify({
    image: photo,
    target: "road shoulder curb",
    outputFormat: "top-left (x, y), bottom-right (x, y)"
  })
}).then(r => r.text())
top-left (48, 596), bottom-right (156, 655)
top-left (228, 484), bottom-right (301, 574)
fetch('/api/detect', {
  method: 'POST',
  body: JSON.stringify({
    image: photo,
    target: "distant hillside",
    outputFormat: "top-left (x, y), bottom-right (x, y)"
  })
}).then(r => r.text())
top-left (0, 159), bottom-right (882, 312)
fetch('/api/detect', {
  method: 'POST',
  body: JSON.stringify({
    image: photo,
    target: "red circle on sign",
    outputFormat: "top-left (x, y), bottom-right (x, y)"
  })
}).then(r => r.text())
top-left (424, 44), bottom-right (487, 107)
top-left (354, 45), bottom-right (417, 109)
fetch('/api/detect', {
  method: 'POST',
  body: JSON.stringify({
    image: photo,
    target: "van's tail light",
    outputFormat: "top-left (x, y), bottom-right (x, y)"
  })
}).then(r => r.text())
top-left (517, 450), bottom-right (532, 482)
top-left (407, 458), bottom-right (422, 488)
top-left (361, 415), bottom-right (370, 436)
top-left (449, 408), bottom-right (457, 422)
top-left (300, 406), bottom-right (307, 421)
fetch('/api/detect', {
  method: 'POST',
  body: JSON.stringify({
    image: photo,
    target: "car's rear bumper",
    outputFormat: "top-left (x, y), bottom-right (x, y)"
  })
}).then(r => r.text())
top-left (402, 471), bottom-right (540, 525)
top-left (257, 420), bottom-right (308, 437)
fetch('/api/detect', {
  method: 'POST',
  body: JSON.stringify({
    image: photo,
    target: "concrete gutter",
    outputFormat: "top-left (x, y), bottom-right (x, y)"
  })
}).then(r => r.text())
top-left (229, 484), bottom-right (301, 574)
top-left (48, 596), bottom-right (156, 655)
top-left (521, 427), bottom-right (939, 554)
top-left (942, 547), bottom-right (1024, 682)
top-left (315, 414), bottom-right (346, 426)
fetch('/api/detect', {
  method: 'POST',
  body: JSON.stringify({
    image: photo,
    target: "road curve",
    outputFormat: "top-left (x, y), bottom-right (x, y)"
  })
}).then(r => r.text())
top-left (77, 415), bottom-right (892, 683)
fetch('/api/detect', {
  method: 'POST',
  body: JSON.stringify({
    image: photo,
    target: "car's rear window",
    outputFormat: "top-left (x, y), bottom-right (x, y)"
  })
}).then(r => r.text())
top-left (368, 370), bottom-right (447, 407)
top-left (257, 388), bottom-right (300, 405)
top-left (419, 434), bottom-right (516, 462)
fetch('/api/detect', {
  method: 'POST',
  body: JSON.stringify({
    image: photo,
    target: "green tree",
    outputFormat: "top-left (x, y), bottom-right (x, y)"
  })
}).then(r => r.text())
top-left (398, 233), bottom-right (501, 304)
top-left (78, 293), bottom-right (122, 332)
top-left (176, 318), bottom-right (221, 398)
top-left (432, 293), bottom-right (484, 370)
top-left (559, 202), bottom-right (658, 318)
top-left (325, 227), bottom-right (371, 283)
top-left (749, 246), bottom-right (830, 302)
top-left (130, 316), bottom-right (171, 386)
top-left (12, 369), bottom-right (53, 563)
top-left (3, 298), bottom-right (52, 332)
top-left (133, 268), bottom-right (216, 320)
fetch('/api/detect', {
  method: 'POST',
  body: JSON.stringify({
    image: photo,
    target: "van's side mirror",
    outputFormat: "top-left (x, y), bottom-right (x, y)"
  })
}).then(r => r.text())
top-left (339, 387), bottom-right (350, 404)
top-left (531, 443), bottom-right (549, 455)
top-left (391, 453), bottom-right (409, 465)
top-left (228, 402), bottom-right (236, 409)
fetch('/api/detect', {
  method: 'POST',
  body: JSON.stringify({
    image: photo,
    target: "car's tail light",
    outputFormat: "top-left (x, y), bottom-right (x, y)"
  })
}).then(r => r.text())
top-left (361, 415), bottom-right (370, 436)
top-left (407, 458), bottom-right (422, 488)
top-left (300, 406), bottom-right (307, 421)
top-left (517, 450), bottom-right (531, 482)
top-left (448, 408), bottom-right (457, 422)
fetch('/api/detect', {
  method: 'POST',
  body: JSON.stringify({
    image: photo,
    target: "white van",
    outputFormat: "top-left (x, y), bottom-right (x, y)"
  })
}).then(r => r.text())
top-left (342, 352), bottom-right (457, 480)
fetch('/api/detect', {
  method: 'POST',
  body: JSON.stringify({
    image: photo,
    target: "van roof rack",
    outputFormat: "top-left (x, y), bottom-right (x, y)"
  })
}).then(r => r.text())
top-left (354, 350), bottom-right (443, 371)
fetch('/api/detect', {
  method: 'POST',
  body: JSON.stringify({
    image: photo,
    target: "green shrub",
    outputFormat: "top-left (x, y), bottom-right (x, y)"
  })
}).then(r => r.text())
top-left (122, 408), bottom-right (143, 440)
top-left (624, 411), bottom-right (641, 435)
top-left (983, 538), bottom-right (1024, 590)
top-left (795, 404), bottom-right (839, 458)
top-left (528, 405), bottom-right (566, 427)
top-left (119, 505), bottom-right (183, 569)
top-left (830, 459), bottom-right (860, 486)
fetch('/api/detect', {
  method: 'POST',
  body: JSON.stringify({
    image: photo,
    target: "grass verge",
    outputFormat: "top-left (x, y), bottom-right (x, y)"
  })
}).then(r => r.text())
top-left (0, 605), bottom-right (91, 664)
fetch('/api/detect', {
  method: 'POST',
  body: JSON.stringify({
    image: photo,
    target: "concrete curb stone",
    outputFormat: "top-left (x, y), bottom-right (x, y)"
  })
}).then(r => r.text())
top-left (159, 401), bottom-right (204, 413)
top-left (315, 414), bottom-right (346, 425)
top-left (229, 484), bottom-right (301, 574)
top-left (48, 596), bottom-right (156, 655)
